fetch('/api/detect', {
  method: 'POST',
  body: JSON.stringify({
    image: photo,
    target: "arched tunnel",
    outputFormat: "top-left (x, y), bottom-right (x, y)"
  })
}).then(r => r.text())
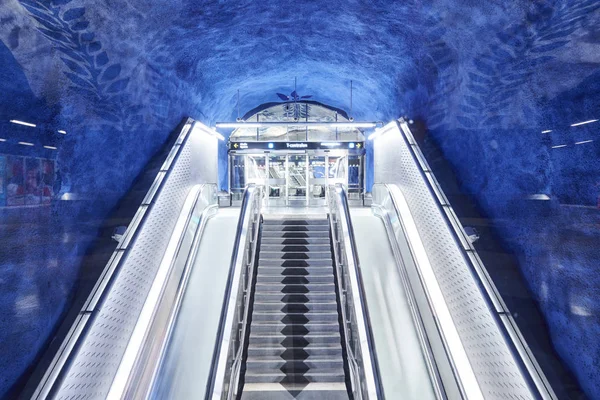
top-left (0, 0), bottom-right (599, 399)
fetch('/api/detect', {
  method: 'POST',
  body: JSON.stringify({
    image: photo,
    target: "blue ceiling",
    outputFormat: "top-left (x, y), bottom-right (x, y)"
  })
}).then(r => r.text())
top-left (1, 0), bottom-right (600, 398)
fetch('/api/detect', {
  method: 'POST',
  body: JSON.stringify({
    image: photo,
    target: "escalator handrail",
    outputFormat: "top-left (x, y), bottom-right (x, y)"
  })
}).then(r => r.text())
top-left (121, 185), bottom-right (219, 399)
top-left (327, 183), bottom-right (382, 399)
top-left (393, 119), bottom-right (555, 400)
top-left (377, 183), bottom-right (483, 399)
top-left (206, 184), bottom-right (263, 400)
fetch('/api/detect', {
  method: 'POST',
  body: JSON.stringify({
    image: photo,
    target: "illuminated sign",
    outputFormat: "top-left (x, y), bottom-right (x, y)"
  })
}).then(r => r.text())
top-left (229, 141), bottom-right (365, 151)
top-left (286, 143), bottom-right (308, 148)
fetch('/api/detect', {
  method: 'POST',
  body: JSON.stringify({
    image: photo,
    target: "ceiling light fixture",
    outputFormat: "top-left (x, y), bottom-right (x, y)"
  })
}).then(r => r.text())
top-left (571, 119), bottom-right (598, 127)
top-left (10, 120), bottom-right (36, 128)
top-left (18, 141), bottom-right (34, 146)
top-left (541, 130), bottom-right (552, 134)
top-left (551, 144), bottom-right (567, 149)
top-left (216, 121), bottom-right (379, 129)
top-left (574, 139), bottom-right (593, 145)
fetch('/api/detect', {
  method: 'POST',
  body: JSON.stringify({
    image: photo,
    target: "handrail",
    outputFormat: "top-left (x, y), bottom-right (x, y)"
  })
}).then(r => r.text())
top-left (394, 119), bottom-right (556, 400)
top-left (119, 184), bottom-right (219, 399)
top-left (327, 183), bottom-right (381, 400)
top-left (206, 184), bottom-right (264, 400)
top-left (375, 183), bottom-right (483, 399)
top-left (31, 119), bottom-right (198, 400)
top-left (369, 189), bottom-right (447, 400)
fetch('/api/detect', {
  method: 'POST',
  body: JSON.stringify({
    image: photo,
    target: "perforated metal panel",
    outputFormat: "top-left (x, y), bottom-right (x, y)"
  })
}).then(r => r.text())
top-left (50, 121), bottom-right (219, 400)
top-left (373, 123), bottom-right (534, 400)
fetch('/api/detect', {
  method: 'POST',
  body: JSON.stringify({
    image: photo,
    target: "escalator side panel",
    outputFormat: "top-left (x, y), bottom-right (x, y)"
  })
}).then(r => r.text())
top-left (350, 208), bottom-right (438, 400)
top-left (151, 209), bottom-right (240, 399)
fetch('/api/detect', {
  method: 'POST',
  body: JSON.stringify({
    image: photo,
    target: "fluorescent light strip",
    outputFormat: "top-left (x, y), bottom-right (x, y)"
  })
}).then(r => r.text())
top-left (368, 121), bottom-right (398, 140)
top-left (216, 121), bottom-right (378, 129)
top-left (0, 138), bottom-right (6, 142)
top-left (552, 144), bottom-right (567, 149)
top-left (107, 187), bottom-right (200, 399)
top-left (44, 145), bottom-right (57, 150)
top-left (58, 130), bottom-right (67, 134)
top-left (575, 139), bottom-right (593, 145)
top-left (10, 120), bottom-right (36, 128)
top-left (571, 119), bottom-right (598, 127)
top-left (541, 130), bottom-right (552, 134)
top-left (388, 185), bottom-right (484, 399)
top-left (18, 141), bottom-right (34, 146)
top-left (192, 122), bottom-right (225, 140)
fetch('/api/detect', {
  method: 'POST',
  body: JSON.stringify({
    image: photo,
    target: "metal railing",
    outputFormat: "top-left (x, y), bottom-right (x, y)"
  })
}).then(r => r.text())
top-left (207, 184), bottom-right (264, 400)
top-left (327, 183), bottom-right (381, 400)
top-left (118, 183), bottom-right (219, 399)
top-left (395, 119), bottom-right (556, 400)
top-left (30, 119), bottom-right (221, 400)
top-left (372, 183), bottom-right (458, 399)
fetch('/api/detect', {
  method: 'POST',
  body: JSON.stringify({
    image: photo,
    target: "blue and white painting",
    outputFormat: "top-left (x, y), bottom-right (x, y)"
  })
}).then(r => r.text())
top-left (0, 0), bottom-right (599, 398)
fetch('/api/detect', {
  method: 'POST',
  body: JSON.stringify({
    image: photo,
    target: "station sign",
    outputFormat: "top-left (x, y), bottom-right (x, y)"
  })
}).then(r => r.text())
top-left (229, 141), bottom-right (364, 151)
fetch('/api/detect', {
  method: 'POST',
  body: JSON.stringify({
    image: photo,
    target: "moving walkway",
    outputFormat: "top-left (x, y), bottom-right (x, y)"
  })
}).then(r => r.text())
top-left (25, 118), bottom-right (557, 400)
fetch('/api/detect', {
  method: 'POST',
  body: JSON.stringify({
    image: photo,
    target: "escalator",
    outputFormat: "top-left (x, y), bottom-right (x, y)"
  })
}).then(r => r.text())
top-left (27, 118), bottom-right (556, 400)
top-left (241, 216), bottom-right (349, 399)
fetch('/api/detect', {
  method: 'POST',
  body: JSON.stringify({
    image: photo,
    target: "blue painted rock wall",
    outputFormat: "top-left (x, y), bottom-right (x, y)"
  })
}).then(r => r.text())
top-left (0, 0), bottom-right (599, 398)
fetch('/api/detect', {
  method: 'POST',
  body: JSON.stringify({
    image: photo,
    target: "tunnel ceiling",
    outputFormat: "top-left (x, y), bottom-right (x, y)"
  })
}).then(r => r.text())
top-left (2, 0), bottom-right (598, 126)
top-left (1, 0), bottom-right (600, 398)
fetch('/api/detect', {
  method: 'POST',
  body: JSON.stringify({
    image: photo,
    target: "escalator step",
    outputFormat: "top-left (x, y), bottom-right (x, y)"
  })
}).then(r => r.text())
top-left (247, 346), bottom-right (342, 358)
top-left (258, 266), bottom-right (332, 275)
top-left (250, 323), bottom-right (340, 335)
top-left (257, 275), bottom-right (334, 284)
top-left (253, 302), bottom-right (338, 313)
top-left (246, 358), bottom-right (344, 372)
top-left (252, 312), bottom-right (339, 323)
top-left (244, 371), bottom-right (345, 384)
top-left (254, 293), bottom-right (336, 303)
top-left (248, 334), bottom-right (341, 346)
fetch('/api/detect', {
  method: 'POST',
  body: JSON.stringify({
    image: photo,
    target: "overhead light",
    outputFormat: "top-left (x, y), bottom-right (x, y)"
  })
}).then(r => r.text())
top-left (0, 138), bottom-right (6, 142)
top-left (321, 142), bottom-right (341, 147)
top-left (541, 130), bottom-right (552, 134)
top-left (571, 119), bottom-right (598, 127)
top-left (58, 130), bottom-right (67, 134)
top-left (18, 141), bottom-right (34, 146)
top-left (10, 120), bottom-right (36, 128)
top-left (527, 194), bottom-right (550, 200)
top-left (368, 121), bottom-right (397, 140)
top-left (552, 144), bottom-right (567, 149)
top-left (192, 122), bottom-right (225, 141)
top-left (44, 145), bottom-right (57, 150)
top-left (215, 121), bottom-right (378, 129)
top-left (575, 139), bottom-right (593, 145)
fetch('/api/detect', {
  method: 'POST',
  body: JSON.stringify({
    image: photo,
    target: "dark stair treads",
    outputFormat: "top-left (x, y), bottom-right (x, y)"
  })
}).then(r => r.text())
top-left (261, 238), bottom-right (330, 245)
top-left (262, 219), bottom-right (330, 226)
top-left (261, 244), bottom-right (332, 252)
top-left (247, 346), bottom-right (343, 358)
top-left (261, 230), bottom-right (330, 238)
top-left (262, 225), bottom-right (330, 232)
top-left (257, 275), bottom-right (335, 284)
top-left (252, 312), bottom-right (340, 323)
top-left (250, 323), bottom-right (340, 335)
top-left (242, 215), bottom-right (349, 400)
top-left (244, 371), bottom-right (346, 384)
top-left (260, 251), bottom-right (331, 260)
top-left (255, 283), bottom-right (336, 293)
top-left (260, 259), bottom-right (332, 267)
top-left (258, 266), bottom-right (333, 276)
top-left (253, 302), bottom-right (339, 313)
top-left (248, 334), bottom-right (342, 347)
top-left (253, 293), bottom-right (337, 303)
